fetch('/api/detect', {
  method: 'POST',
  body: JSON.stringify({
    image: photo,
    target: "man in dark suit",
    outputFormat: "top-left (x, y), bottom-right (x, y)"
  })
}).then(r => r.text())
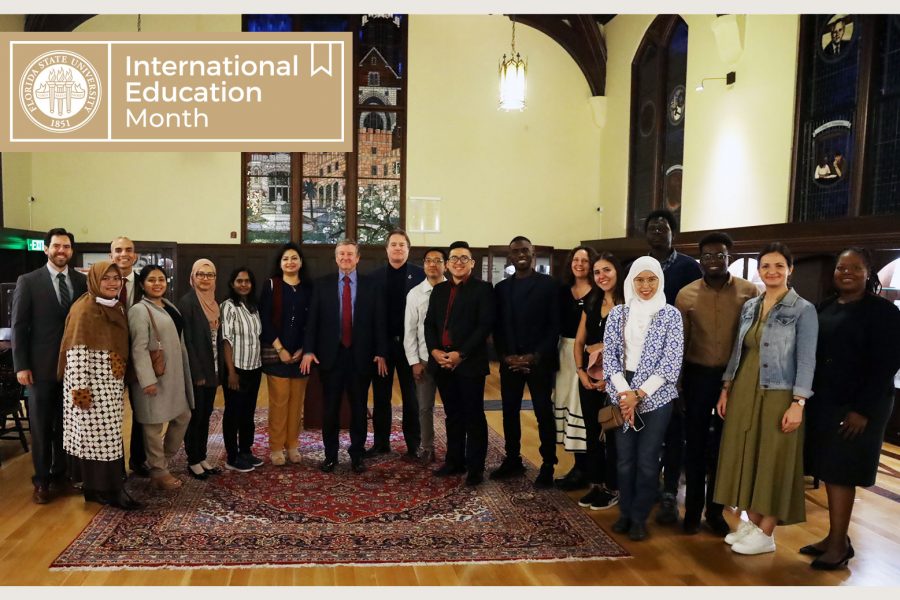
top-left (11, 227), bottom-right (88, 504)
top-left (367, 229), bottom-right (425, 459)
top-left (490, 236), bottom-right (560, 488)
top-left (824, 19), bottom-right (846, 56)
top-left (424, 241), bottom-right (495, 486)
top-left (301, 239), bottom-right (388, 474)
top-left (110, 235), bottom-right (148, 477)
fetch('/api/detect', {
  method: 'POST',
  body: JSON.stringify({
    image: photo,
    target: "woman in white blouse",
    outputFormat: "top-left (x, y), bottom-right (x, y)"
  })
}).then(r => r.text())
top-left (221, 267), bottom-right (263, 473)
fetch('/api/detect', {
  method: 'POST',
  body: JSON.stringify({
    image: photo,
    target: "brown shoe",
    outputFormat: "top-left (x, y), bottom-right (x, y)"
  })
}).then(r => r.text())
top-left (32, 483), bottom-right (50, 504)
top-left (151, 473), bottom-right (182, 491)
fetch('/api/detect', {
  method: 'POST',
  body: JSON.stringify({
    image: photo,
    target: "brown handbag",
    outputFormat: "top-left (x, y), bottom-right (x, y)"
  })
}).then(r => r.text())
top-left (144, 305), bottom-right (166, 377)
top-left (598, 403), bottom-right (625, 432)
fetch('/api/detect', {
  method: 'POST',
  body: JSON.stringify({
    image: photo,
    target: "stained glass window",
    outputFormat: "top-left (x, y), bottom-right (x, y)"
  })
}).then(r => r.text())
top-left (245, 153), bottom-right (292, 244)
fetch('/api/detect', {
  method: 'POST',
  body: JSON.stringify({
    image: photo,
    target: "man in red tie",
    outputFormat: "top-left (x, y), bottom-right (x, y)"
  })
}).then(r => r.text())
top-left (302, 240), bottom-right (388, 474)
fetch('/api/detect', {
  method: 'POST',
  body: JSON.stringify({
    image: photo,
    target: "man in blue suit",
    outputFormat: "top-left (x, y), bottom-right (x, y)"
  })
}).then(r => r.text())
top-left (368, 229), bottom-right (425, 459)
top-left (301, 239), bottom-right (388, 474)
top-left (12, 228), bottom-right (87, 504)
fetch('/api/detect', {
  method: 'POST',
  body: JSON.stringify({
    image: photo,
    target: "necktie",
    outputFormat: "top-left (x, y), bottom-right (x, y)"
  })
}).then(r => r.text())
top-left (57, 272), bottom-right (71, 310)
top-left (118, 279), bottom-right (128, 306)
top-left (341, 275), bottom-right (352, 347)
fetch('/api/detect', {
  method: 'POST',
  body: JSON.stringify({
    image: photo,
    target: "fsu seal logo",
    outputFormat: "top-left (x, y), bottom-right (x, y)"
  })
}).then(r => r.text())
top-left (18, 50), bottom-right (102, 133)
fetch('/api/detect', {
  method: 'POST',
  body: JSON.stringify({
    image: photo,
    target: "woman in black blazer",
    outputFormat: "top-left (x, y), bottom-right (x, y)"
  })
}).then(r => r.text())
top-left (178, 258), bottom-right (223, 480)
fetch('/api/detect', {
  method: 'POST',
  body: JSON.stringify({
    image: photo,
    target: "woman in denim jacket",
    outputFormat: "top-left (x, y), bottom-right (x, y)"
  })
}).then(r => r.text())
top-left (714, 242), bottom-right (818, 556)
top-left (603, 256), bottom-right (684, 542)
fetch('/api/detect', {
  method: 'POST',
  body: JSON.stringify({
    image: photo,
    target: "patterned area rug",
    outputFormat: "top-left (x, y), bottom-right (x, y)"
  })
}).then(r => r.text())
top-left (51, 407), bottom-right (628, 569)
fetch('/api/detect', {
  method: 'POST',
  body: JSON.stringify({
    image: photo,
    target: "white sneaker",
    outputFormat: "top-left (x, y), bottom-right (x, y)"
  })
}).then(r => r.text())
top-left (731, 529), bottom-right (776, 555)
top-left (724, 520), bottom-right (756, 546)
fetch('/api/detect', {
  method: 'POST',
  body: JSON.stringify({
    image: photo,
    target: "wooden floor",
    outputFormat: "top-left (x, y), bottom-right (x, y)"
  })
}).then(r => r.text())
top-left (1, 364), bottom-right (899, 585)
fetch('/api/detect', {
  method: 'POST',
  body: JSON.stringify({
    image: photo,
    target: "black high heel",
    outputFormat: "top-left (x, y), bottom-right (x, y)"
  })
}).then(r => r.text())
top-left (810, 543), bottom-right (855, 571)
top-left (187, 467), bottom-right (209, 480)
top-left (800, 536), bottom-right (852, 558)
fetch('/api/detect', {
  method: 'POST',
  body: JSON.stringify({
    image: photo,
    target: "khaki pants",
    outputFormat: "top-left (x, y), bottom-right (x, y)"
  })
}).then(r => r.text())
top-left (142, 409), bottom-right (191, 477)
top-left (267, 375), bottom-right (307, 452)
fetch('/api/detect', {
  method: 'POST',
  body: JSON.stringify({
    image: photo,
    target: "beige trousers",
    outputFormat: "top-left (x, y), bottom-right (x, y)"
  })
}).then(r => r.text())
top-left (142, 409), bottom-right (191, 477)
top-left (266, 375), bottom-right (307, 452)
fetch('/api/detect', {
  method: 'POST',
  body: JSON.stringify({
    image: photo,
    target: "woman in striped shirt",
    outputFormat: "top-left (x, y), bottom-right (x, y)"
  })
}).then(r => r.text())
top-left (221, 267), bottom-right (263, 473)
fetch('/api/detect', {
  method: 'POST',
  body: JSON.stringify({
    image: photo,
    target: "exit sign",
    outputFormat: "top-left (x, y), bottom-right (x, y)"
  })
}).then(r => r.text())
top-left (27, 238), bottom-right (44, 251)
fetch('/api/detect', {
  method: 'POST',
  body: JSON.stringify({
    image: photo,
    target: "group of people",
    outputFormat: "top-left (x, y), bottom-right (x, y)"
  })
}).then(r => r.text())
top-left (10, 213), bottom-right (899, 572)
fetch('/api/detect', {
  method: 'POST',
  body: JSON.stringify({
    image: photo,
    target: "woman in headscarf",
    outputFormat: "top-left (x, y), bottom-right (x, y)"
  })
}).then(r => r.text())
top-left (178, 259), bottom-right (223, 480)
top-left (59, 261), bottom-right (140, 510)
top-left (603, 256), bottom-right (684, 542)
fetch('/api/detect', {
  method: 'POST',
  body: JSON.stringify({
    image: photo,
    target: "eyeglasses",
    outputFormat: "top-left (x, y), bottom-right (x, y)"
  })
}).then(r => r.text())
top-left (424, 258), bottom-right (445, 265)
top-left (700, 252), bottom-right (729, 261)
top-left (447, 256), bottom-right (473, 265)
top-left (195, 272), bottom-right (216, 279)
top-left (101, 275), bottom-right (123, 282)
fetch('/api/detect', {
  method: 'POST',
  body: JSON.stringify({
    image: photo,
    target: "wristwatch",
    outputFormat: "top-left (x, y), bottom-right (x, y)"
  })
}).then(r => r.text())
top-left (792, 398), bottom-right (806, 407)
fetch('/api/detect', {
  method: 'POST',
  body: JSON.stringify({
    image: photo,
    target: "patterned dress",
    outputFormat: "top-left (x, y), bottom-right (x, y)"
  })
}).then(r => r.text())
top-left (63, 346), bottom-right (126, 490)
top-left (554, 287), bottom-right (592, 451)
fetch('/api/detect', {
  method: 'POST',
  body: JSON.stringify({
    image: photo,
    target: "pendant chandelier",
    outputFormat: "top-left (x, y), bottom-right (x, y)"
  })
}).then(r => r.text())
top-left (499, 17), bottom-right (527, 111)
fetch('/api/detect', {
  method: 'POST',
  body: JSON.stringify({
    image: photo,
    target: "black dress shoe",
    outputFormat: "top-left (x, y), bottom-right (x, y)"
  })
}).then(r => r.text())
top-left (202, 466), bottom-right (223, 476)
top-left (364, 445), bottom-right (390, 458)
top-left (110, 490), bottom-right (143, 511)
top-left (705, 513), bottom-right (732, 537)
top-left (433, 463), bottom-right (466, 477)
top-left (351, 459), bottom-right (367, 474)
top-left (629, 521), bottom-right (649, 541)
top-left (612, 516), bottom-right (632, 534)
top-left (682, 518), bottom-right (701, 535)
top-left (555, 467), bottom-right (588, 491)
top-left (83, 490), bottom-right (110, 505)
top-left (319, 459), bottom-right (337, 473)
top-left (490, 457), bottom-right (526, 480)
top-left (810, 545), bottom-right (854, 571)
top-left (465, 471), bottom-right (484, 486)
top-left (187, 467), bottom-right (209, 480)
top-left (32, 483), bottom-right (50, 505)
top-left (533, 464), bottom-right (554, 489)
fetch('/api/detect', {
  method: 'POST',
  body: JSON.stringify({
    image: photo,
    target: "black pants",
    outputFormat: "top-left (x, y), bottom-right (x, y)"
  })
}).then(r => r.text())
top-left (661, 397), bottom-right (685, 494)
top-left (370, 338), bottom-right (420, 452)
top-left (127, 389), bottom-right (147, 470)
top-left (222, 367), bottom-right (262, 462)
top-left (320, 345), bottom-right (372, 462)
top-left (682, 362), bottom-right (726, 521)
top-left (185, 385), bottom-right (216, 465)
top-left (27, 381), bottom-right (65, 485)
top-left (499, 365), bottom-right (557, 466)
top-left (577, 384), bottom-right (618, 489)
top-left (434, 369), bottom-right (488, 474)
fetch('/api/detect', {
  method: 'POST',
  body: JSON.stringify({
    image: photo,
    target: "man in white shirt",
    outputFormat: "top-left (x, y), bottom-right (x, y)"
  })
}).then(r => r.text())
top-left (403, 247), bottom-right (447, 465)
top-left (110, 236), bottom-right (147, 476)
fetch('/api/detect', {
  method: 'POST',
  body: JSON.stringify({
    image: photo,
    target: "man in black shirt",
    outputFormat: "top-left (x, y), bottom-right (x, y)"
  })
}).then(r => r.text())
top-left (368, 230), bottom-right (425, 459)
top-left (424, 241), bottom-right (495, 486)
top-left (490, 236), bottom-right (560, 488)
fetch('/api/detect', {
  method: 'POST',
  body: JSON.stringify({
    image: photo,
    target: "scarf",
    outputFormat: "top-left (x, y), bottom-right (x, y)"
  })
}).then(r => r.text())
top-left (623, 256), bottom-right (667, 369)
top-left (190, 258), bottom-right (220, 330)
top-left (57, 261), bottom-right (130, 379)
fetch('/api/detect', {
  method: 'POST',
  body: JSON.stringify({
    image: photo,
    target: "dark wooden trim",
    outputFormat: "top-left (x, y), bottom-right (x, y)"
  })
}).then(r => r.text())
top-left (851, 14), bottom-right (879, 216)
top-left (0, 153), bottom-right (4, 229)
top-left (240, 153), bottom-right (248, 244)
top-left (513, 15), bottom-right (608, 97)
top-left (24, 15), bottom-right (94, 32)
top-left (627, 15), bottom-right (684, 235)
top-left (788, 15), bottom-right (811, 222)
top-left (290, 152), bottom-right (301, 241)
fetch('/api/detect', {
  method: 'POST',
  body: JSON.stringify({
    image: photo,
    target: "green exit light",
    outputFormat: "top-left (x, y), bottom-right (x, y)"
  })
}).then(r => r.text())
top-left (27, 238), bottom-right (45, 251)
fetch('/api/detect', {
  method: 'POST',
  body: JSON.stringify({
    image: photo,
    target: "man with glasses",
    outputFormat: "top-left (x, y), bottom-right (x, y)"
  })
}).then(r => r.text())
top-left (490, 236), bottom-right (560, 488)
top-left (424, 241), bottom-right (494, 486)
top-left (11, 228), bottom-right (87, 504)
top-left (369, 229), bottom-right (425, 460)
top-left (110, 236), bottom-right (148, 477)
top-left (642, 209), bottom-right (702, 526)
top-left (403, 247), bottom-right (448, 465)
top-left (675, 232), bottom-right (758, 536)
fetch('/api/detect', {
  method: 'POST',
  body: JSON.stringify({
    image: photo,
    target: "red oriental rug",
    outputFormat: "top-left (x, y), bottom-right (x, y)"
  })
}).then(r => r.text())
top-left (51, 407), bottom-right (629, 569)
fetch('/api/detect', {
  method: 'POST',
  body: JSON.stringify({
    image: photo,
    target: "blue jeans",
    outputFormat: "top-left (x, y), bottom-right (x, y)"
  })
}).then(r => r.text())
top-left (615, 401), bottom-right (673, 523)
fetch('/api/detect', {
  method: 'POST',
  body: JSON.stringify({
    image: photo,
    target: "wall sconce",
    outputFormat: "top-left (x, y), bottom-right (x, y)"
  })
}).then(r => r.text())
top-left (499, 17), bottom-right (527, 111)
top-left (696, 71), bottom-right (736, 92)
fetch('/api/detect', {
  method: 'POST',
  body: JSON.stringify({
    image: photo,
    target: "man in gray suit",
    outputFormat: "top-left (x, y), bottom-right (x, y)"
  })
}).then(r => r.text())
top-left (12, 228), bottom-right (87, 504)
